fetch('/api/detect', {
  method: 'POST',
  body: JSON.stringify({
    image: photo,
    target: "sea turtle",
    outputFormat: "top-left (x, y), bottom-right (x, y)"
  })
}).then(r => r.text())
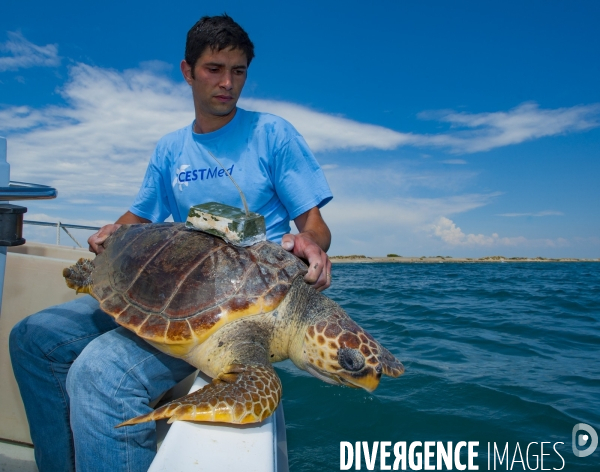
top-left (63, 223), bottom-right (404, 426)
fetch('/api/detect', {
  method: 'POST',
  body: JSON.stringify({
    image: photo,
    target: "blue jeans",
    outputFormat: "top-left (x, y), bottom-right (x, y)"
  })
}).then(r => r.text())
top-left (9, 295), bottom-right (196, 472)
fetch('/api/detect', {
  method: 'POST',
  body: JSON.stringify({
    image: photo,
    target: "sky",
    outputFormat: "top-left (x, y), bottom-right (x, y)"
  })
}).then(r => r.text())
top-left (1, 0), bottom-right (599, 257)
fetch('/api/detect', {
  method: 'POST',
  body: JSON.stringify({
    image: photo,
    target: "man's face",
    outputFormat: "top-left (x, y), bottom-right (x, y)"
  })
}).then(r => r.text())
top-left (182, 47), bottom-right (248, 119)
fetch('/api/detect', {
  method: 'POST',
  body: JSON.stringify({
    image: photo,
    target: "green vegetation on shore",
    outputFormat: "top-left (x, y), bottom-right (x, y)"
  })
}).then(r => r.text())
top-left (329, 255), bottom-right (599, 263)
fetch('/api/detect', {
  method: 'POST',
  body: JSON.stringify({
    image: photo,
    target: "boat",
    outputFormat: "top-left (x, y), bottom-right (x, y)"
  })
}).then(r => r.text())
top-left (0, 136), bottom-right (288, 471)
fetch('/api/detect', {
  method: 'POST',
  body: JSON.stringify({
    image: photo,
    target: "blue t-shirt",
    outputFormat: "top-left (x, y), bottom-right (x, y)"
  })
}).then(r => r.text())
top-left (130, 108), bottom-right (332, 243)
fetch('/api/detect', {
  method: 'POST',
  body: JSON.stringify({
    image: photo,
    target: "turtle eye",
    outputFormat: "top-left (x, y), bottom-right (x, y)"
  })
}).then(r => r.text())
top-left (338, 348), bottom-right (365, 372)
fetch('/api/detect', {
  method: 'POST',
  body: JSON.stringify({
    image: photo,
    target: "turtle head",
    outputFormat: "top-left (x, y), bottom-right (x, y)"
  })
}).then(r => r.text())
top-left (299, 306), bottom-right (404, 392)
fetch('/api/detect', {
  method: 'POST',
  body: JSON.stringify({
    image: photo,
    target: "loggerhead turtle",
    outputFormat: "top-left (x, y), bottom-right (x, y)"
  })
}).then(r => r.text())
top-left (63, 223), bottom-right (404, 426)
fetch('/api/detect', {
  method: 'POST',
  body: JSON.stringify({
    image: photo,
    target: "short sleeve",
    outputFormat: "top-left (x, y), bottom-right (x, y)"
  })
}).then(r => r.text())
top-left (272, 135), bottom-right (333, 220)
top-left (129, 148), bottom-right (172, 222)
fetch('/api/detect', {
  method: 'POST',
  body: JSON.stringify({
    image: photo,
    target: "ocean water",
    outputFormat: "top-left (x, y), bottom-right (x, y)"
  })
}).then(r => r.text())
top-left (275, 263), bottom-right (600, 471)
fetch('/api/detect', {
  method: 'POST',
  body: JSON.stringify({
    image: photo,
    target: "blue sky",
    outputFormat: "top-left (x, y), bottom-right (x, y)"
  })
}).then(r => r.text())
top-left (1, 1), bottom-right (599, 257)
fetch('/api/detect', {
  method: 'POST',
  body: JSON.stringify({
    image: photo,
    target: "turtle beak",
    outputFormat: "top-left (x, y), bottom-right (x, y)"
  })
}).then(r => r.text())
top-left (336, 348), bottom-right (404, 392)
top-left (306, 364), bottom-right (381, 392)
top-left (340, 355), bottom-right (404, 392)
top-left (347, 370), bottom-right (381, 392)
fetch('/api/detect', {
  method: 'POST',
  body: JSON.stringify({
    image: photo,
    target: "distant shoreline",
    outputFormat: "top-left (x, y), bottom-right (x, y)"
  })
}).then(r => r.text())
top-left (330, 256), bottom-right (600, 264)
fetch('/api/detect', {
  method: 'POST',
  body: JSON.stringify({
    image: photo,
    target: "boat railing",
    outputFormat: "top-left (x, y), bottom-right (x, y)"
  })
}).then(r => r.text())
top-left (23, 220), bottom-right (100, 247)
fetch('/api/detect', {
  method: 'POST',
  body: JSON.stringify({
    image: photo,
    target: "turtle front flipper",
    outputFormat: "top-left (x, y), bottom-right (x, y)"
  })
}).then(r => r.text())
top-left (117, 364), bottom-right (282, 427)
top-left (63, 258), bottom-right (94, 294)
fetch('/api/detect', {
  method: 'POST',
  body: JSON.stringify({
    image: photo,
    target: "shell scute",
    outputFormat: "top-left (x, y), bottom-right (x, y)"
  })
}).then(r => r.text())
top-left (95, 224), bottom-right (181, 300)
top-left (186, 306), bottom-right (222, 336)
top-left (242, 263), bottom-right (278, 296)
top-left (100, 292), bottom-right (128, 316)
top-left (163, 246), bottom-right (249, 319)
top-left (116, 305), bottom-right (150, 331)
top-left (249, 241), bottom-right (307, 278)
top-left (166, 320), bottom-right (193, 343)
top-left (138, 314), bottom-right (169, 342)
top-left (263, 283), bottom-right (290, 307)
top-left (223, 295), bottom-right (256, 314)
top-left (125, 231), bottom-right (218, 314)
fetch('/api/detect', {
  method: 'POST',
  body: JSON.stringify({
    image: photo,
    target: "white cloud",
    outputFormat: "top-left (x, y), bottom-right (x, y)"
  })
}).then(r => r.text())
top-left (323, 193), bottom-right (496, 230)
top-left (417, 102), bottom-right (600, 153)
top-left (497, 211), bottom-right (563, 217)
top-left (240, 98), bottom-right (416, 152)
top-left (321, 198), bottom-right (487, 256)
top-left (320, 166), bottom-right (498, 255)
top-left (430, 216), bottom-right (569, 248)
top-left (441, 159), bottom-right (467, 165)
top-left (3, 63), bottom-right (194, 198)
top-left (324, 165), bottom-right (481, 196)
top-left (0, 32), bottom-right (60, 72)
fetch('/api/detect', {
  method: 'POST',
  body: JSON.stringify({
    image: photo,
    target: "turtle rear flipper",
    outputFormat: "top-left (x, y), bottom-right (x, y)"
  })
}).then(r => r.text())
top-left (116, 364), bottom-right (282, 427)
top-left (63, 258), bottom-right (94, 294)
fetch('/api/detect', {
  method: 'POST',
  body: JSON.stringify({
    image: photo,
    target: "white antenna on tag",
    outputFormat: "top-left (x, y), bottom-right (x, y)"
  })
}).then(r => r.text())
top-left (206, 150), bottom-right (250, 216)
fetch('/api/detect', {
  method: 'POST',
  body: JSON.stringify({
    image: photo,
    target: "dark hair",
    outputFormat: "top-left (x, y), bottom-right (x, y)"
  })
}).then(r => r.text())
top-left (185, 14), bottom-right (254, 73)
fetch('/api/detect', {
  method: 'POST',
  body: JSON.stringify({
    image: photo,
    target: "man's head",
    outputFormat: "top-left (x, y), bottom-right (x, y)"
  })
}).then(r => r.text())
top-left (181, 15), bottom-right (254, 130)
top-left (185, 14), bottom-right (254, 76)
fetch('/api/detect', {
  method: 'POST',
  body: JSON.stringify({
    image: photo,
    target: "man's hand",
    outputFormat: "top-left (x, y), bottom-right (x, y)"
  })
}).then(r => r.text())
top-left (282, 233), bottom-right (331, 291)
top-left (88, 211), bottom-right (150, 255)
top-left (282, 207), bottom-right (332, 291)
top-left (88, 224), bottom-right (122, 254)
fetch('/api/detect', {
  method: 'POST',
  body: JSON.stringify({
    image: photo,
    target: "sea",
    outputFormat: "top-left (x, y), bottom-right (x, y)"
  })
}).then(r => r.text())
top-left (274, 262), bottom-right (600, 471)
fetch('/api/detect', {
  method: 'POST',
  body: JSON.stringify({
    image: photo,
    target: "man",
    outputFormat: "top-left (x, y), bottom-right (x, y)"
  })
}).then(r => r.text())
top-left (10, 14), bottom-right (332, 472)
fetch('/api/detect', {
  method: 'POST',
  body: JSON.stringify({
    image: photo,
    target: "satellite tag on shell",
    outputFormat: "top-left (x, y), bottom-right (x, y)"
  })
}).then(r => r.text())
top-left (186, 202), bottom-right (266, 247)
top-left (185, 150), bottom-right (267, 247)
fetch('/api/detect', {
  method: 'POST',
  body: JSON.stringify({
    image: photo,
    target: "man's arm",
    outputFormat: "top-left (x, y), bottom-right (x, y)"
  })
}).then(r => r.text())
top-left (88, 211), bottom-right (151, 254)
top-left (281, 207), bottom-right (332, 291)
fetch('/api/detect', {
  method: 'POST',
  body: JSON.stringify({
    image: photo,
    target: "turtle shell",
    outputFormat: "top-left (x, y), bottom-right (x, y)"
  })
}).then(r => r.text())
top-left (92, 223), bottom-right (307, 347)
